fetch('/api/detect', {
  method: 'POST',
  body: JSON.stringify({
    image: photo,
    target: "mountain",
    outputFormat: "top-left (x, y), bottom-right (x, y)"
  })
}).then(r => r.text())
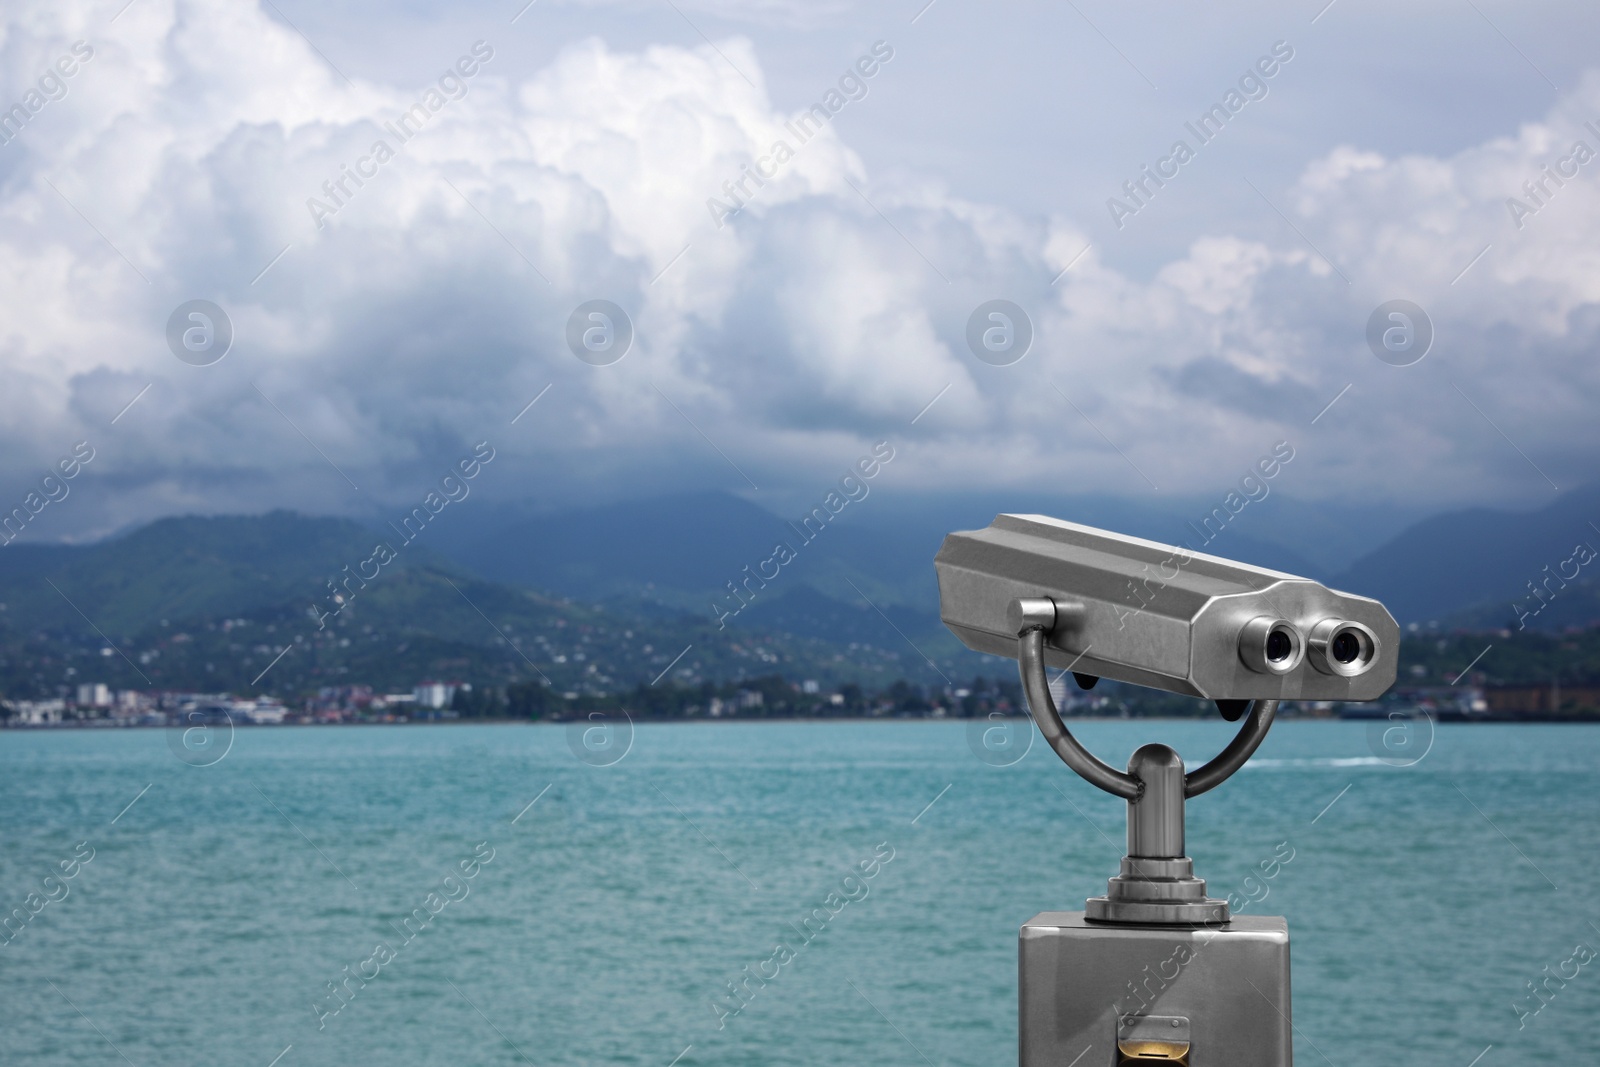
top-left (1331, 485), bottom-right (1600, 626)
top-left (0, 510), bottom-right (410, 634)
top-left (427, 491), bottom-right (812, 607)
top-left (423, 489), bottom-right (1333, 628)
top-left (8, 489), bottom-right (1600, 704)
top-left (1447, 577), bottom-right (1600, 633)
top-left (0, 510), bottom-right (969, 701)
top-left (427, 484), bottom-right (1600, 634)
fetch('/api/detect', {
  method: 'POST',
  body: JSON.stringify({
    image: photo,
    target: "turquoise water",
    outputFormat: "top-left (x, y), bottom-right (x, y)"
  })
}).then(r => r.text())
top-left (1, 720), bottom-right (1597, 1065)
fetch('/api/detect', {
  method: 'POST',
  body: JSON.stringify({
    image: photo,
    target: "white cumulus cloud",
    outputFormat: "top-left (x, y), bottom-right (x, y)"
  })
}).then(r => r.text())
top-left (0, 0), bottom-right (1595, 543)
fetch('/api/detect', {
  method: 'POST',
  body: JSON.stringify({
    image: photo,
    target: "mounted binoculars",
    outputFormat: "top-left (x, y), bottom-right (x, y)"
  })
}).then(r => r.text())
top-left (935, 514), bottom-right (1399, 1066)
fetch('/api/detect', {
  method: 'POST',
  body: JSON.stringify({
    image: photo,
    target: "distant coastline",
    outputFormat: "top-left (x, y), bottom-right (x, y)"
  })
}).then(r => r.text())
top-left (7, 708), bottom-right (1600, 729)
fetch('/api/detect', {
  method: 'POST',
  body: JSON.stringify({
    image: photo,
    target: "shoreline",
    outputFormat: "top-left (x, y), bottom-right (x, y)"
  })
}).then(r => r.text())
top-left (5, 713), bottom-right (1600, 730)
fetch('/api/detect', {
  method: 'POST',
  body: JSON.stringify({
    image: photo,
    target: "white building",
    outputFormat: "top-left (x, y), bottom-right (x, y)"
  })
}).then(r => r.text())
top-left (412, 681), bottom-right (457, 709)
top-left (10, 700), bottom-right (65, 725)
top-left (239, 699), bottom-right (287, 725)
top-left (75, 683), bottom-right (111, 708)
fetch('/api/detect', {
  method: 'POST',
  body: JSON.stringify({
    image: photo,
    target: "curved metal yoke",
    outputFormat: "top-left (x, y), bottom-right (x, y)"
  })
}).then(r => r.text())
top-left (1013, 597), bottom-right (1279, 924)
top-left (1014, 598), bottom-right (1278, 801)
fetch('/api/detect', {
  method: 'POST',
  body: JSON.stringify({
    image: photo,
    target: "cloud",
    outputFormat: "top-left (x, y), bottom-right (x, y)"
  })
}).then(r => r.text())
top-left (0, 0), bottom-right (1596, 544)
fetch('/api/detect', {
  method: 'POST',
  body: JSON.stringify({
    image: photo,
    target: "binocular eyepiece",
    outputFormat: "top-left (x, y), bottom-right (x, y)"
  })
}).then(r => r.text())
top-left (936, 514), bottom-right (1398, 703)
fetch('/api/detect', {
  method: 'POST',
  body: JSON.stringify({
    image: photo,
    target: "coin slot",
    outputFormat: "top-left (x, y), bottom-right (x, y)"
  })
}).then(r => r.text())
top-left (1117, 1015), bottom-right (1191, 1065)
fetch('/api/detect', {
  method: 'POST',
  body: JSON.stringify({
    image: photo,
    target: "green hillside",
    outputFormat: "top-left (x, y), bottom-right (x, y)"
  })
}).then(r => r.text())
top-left (0, 512), bottom-right (965, 701)
top-left (0, 511), bottom-right (431, 634)
top-left (6, 511), bottom-right (1600, 711)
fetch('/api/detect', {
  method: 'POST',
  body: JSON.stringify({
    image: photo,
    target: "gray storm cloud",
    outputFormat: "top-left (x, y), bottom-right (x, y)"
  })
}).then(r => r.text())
top-left (0, 0), bottom-right (1596, 542)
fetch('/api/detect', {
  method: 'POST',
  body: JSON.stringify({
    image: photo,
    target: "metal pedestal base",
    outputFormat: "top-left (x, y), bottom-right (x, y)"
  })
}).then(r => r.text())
top-left (1002, 596), bottom-right (1299, 1065)
top-left (1085, 857), bottom-right (1231, 925)
top-left (1020, 912), bottom-right (1293, 1067)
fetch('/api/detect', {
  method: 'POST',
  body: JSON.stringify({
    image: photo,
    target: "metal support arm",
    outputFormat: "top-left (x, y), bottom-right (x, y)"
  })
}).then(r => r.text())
top-left (1184, 697), bottom-right (1279, 798)
top-left (1014, 606), bottom-right (1278, 801)
top-left (1013, 596), bottom-right (1282, 924)
top-left (1018, 626), bottom-right (1142, 800)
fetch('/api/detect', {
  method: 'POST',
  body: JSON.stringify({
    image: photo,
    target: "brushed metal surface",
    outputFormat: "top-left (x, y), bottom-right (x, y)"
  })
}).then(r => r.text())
top-left (1017, 623), bottom-right (1277, 922)
top-left (935, 514), bottom-right (1398, 700)
top-left (1085, 744), bottom-right (1231, 923)
top-left (1127, 744), bottom-right (1184, 859)
top-left (1018, 626), bottom-right (1143, 800)
top-left (1020, 913), bottom-right (1293, 1067)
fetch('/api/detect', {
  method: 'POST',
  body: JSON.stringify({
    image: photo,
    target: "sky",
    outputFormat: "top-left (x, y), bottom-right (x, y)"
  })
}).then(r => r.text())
top-left (1, 0), bottom-right (1598, 543)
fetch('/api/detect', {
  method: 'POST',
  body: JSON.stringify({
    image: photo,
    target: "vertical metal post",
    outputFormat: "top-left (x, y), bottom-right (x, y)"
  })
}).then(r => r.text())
top-left (1127, 744), bottom-right (1184, 859)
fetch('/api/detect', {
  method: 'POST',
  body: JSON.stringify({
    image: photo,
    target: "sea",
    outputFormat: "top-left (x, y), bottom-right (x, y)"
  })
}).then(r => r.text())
top-left (1, 719), bottom-right (1596, 1065)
